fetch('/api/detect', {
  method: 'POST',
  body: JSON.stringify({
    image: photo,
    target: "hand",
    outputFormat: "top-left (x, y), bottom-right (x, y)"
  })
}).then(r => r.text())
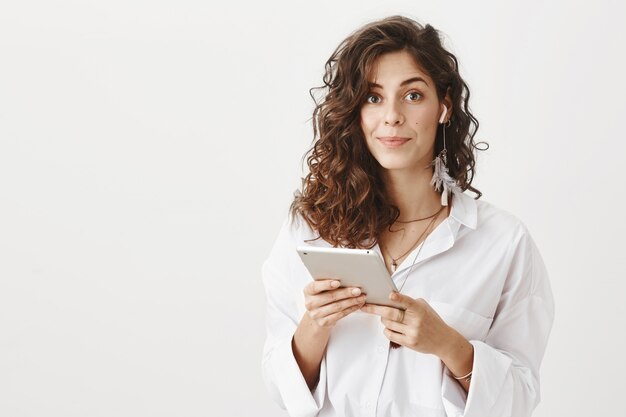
top-left (360, 292), bottom-right (455, 356)
top-left (303, 279), bottom-right (367, 328)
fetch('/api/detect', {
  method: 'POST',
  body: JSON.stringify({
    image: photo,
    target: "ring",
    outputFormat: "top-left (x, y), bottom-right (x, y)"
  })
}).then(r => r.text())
top-left (397, 309), bottom-right (405, 323)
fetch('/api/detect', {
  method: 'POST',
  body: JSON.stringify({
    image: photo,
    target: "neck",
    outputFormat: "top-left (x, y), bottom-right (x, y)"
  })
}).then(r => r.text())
top-left (381, 166), bottom-right (442, 220)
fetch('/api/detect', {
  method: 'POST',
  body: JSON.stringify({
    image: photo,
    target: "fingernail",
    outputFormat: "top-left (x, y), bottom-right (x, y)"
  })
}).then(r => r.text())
top-left (331, 281), bottom-right (340, 288)
top-left (351, 288), bottom-right (361, 296)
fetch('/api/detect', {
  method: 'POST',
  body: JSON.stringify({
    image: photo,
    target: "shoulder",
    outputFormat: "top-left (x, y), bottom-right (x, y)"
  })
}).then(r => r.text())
top-left (473, 195), bottom-right (530, 243)
top-left (469, 195), bottom-right (552, 305)
top-left (473, 193), bottom-right (521, 226)
top-left (452, 191), bottom-right (531, 246)
top-left (262, 210), bottom-right (334, 293)
top-left (269, 209), bottom-right (331, 255)
top-left (456, 192), bottom-right (541, 272)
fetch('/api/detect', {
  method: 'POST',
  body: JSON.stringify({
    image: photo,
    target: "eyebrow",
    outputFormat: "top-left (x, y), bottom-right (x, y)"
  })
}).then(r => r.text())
top-left (368, 76), bottom-right (429, 89)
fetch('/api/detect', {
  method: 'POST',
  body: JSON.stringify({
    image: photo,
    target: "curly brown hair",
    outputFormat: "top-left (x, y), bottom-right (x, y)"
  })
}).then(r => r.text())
top-left (289, 15), bottom-right (486, 248)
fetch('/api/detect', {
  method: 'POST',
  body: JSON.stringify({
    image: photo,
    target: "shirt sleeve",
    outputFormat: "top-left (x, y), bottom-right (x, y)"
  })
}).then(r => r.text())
top-left (440, 223), bottom-right (555, 417)
top-left (261, 215), bottom-right (326, 417)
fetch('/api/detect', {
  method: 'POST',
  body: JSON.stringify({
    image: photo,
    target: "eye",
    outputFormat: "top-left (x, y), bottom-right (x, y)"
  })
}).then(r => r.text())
top-left (365, 94), bottom-right (381, 104)
top-left (405, 91), bottom-right (422, 101)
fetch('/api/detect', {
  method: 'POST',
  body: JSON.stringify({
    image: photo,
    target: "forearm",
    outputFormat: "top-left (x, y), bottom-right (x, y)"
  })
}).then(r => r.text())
top-left (438, 326), bottom-right (474, 392)
top-left (292, 312), bottom-right (331, 390)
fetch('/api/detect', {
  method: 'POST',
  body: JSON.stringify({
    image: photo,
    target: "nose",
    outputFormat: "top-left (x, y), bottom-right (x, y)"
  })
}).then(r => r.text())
top-left (383, 101), bottom-right (404, 126)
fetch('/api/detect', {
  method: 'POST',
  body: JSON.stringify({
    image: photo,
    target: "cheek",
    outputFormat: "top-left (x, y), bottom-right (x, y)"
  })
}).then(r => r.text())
top-left (359, 117), bottom-right (375, 151)
top-left (407, 109), bottom-right (429, 125)
top-left (409, 112), bottom-right (437, 134)
top-left (359, 108), bottom-right (376, 133)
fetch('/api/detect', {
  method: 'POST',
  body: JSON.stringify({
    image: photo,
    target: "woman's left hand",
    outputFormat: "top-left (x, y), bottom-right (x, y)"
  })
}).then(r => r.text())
top-left (360, 291), bottom-right (455, 356)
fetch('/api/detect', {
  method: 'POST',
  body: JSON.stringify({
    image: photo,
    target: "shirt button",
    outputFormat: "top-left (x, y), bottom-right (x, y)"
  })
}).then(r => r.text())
top-left (377, 345), bottom-right (387, 354)
top-left (364, 401), bottom-right (373, 410)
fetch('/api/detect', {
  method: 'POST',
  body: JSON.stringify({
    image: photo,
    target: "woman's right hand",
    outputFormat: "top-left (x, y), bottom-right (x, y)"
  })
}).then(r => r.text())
top-left (303, 279), bottom-right (367, 328)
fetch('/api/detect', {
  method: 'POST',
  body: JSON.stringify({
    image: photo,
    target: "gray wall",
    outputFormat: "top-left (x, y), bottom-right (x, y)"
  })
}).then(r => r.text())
top-left (1, 0), bottom-right (624, 416)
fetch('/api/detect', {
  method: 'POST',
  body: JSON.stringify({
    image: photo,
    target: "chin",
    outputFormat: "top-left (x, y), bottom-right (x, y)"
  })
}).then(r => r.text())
top-left (374, 156), bottom-right (413, 171)
top-left (371, 151), bottom-right (433, 173)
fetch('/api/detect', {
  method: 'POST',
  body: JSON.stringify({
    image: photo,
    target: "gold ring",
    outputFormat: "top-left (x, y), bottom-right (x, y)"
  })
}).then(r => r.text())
top-left (398, 309), bottom-right (405, 323)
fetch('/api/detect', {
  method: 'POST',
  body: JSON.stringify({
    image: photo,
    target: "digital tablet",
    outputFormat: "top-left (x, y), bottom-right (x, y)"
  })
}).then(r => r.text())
top-left (296, 246), bottom-right (404, 309)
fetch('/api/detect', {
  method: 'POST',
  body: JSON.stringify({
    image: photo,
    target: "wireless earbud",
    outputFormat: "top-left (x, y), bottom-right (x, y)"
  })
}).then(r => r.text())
top-left (439, 104), bottom-right (448, 124)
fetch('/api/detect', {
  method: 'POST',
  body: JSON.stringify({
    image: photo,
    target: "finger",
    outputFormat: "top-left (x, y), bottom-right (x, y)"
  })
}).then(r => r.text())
top-left (381, 317), bottom-right (410, 334)
top-left (310, 294), bottom-right (367, 320)
top-left (316, 286), bottom-right (362, 308)
top-left (383, 327), bottom-right (410, 346)
top-left (315, 301), bottom-right (364, 327)
top-left (304, 279), bottom-right (340, 295)
top-left (388, 291), bottom-right (415, 309)
top-left (360, 303), bottom-right (404, 321)
top-left (306, 286), bottom-right (362, 310)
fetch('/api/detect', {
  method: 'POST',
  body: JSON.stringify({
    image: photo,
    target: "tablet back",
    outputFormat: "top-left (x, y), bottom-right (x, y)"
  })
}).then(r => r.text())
top-left (296, 246), bottom-right (402, 309)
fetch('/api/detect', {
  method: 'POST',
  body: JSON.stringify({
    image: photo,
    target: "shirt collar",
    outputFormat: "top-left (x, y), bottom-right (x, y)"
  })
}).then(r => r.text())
top-left (376, 190), bottom-right (478, 278)
top-left (449, 189), bottom-right (478, 230)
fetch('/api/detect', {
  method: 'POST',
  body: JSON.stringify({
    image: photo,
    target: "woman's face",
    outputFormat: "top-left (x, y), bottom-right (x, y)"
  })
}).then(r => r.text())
top-left (360, 50), bottom-right (449, 175)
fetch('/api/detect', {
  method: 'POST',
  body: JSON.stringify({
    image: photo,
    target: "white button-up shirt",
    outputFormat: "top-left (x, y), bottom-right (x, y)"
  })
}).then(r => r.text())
top-left (261, 190), bottom-right (555, 417)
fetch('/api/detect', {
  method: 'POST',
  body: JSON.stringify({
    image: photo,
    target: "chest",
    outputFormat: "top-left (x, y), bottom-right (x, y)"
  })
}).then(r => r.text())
top-left (377, 216), bottom-right (448, 275)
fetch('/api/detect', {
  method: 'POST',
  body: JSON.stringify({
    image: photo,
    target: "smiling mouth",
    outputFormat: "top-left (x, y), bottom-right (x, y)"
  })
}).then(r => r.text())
top-left (377, 137), bottom-right (411, 147)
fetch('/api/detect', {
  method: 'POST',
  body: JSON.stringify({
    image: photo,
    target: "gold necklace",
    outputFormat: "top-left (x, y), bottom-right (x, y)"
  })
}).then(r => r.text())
top-left (382, 206), bottom-right (444, 273)
top-left (393, 206), bottom-right (444, 224)
top-left (388, 212), bottom-right (441, 349)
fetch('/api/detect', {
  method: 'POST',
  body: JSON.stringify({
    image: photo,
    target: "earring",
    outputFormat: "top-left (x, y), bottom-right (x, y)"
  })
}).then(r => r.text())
top-left (430, 107), bottom-right (461, 206)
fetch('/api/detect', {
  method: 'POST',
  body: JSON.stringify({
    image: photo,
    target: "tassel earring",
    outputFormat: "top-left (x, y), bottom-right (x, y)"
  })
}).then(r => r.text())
top-left (430, 104), bottom-right (461, 206)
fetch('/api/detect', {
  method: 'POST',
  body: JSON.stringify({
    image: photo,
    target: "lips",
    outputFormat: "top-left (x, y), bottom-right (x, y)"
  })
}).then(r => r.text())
top-left (377, 136), bottom-right (411, 147)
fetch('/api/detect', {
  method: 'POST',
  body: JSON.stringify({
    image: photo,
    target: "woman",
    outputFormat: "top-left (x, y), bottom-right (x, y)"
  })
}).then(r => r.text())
top-left (262, 15), bottom-right (554, 417)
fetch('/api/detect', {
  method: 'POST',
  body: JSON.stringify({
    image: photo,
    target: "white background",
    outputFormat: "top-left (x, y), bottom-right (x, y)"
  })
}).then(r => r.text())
top-left (1, 1), bottom-right (625, 416)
